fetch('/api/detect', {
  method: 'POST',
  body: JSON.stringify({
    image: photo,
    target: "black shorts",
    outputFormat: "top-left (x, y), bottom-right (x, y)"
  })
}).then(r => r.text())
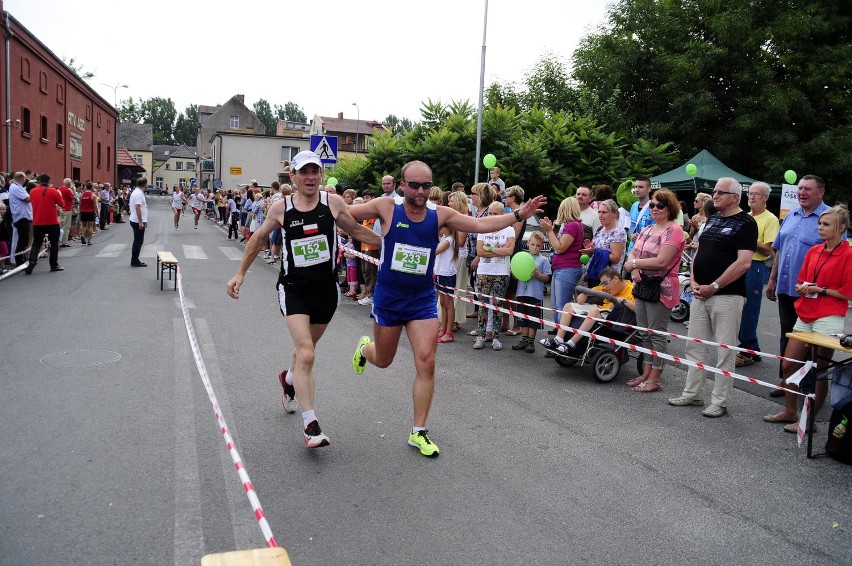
top-left (276, 280), bottom-right (339, 324)
top-left (515, 296), bottom-right (544, 329)
top-left (507, 274), bottom-right (519, 296)
top-left (80, 212), bottom-right (96, 222)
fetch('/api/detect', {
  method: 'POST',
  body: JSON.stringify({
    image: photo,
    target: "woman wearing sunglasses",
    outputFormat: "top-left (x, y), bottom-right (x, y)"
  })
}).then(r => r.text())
top-left (624, 189), bottom-right (686, 392)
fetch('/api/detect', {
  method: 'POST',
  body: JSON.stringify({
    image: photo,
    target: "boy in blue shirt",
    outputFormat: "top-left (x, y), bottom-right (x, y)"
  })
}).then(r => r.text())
top-left (512, 232), bottom-right (552, 352)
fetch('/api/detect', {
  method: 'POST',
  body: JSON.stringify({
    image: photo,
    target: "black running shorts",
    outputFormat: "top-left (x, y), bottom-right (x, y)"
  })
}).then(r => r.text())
top-left (276, 280), bottom-right (339, 324)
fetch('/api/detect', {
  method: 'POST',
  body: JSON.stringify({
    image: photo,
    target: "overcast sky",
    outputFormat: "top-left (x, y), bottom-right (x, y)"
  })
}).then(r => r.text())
top-left (7, 0), bottom-right (613, 124)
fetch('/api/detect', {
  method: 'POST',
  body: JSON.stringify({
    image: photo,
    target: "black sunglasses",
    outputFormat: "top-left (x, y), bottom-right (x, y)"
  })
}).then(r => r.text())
top-left (648, 202), bottom-right (667, 209)
top-left (405, 181), bottom-right (434, 190)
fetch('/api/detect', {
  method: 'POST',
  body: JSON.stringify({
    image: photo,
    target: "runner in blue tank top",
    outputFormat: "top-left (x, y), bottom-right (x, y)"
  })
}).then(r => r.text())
top-left (349, 160), bottom-right (547, 457)
top-left (227, 151), bottom-right (380, 450)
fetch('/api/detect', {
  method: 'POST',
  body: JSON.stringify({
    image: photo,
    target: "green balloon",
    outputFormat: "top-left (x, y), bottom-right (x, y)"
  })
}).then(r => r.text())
top-left (685, 163), bottom-right (697, 176)
top-left (510, 251), bottom-right (536, 282)
top-left (483, 153), bottom-right (497, 169)
top-left (326, 177), bottom-right (338, 186)
top-left (784, 170), bottom-right (797, 185)
top-left (580, 254), bottom-right (590, 265)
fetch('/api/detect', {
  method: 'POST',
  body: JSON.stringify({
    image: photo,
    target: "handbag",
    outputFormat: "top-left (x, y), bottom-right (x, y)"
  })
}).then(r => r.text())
top-left (632, 228), bottom-right (677, 303)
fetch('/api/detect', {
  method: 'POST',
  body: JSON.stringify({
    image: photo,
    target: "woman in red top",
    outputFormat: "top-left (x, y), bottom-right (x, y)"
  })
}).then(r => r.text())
top-left (79, 182), bottom-right (96, 245)
top-left (765, 205), bottom-right (852, 428)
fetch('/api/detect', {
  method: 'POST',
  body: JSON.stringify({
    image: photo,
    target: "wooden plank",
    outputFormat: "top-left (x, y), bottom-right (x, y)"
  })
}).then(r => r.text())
top-left (200, 547), bottom-right (291, 566)
top-left (157, 250), bottom-right (179, 264)
top-left (786, 331), bottom-right (852, 354)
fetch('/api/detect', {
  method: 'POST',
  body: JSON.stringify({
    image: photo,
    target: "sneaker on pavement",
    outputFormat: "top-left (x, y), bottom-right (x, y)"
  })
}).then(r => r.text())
top-left (539, 337), bottom-right (560, 349)
top-left (408, 429), bottom-right (440, 457)
top-left (702, 404), bottom-right (727, 418)
top-left (511, 341), bottom-right (528, 350)
top-left (525, 342), bottom-right (536, 353)
top-left (492, 338), bottom-right (503, 351)
top-left (473, 337), bottom-right (485, 349)
top-left (278, 370), bottom-right (297, 414)
top-left (357, 295), bottom-right (373, 306)
top-left (304, 420), bottom-right (330, 448)
top-left (352, 336), bottom-right (371, 375)
top-left (667, 396), bottom-right (704, 407)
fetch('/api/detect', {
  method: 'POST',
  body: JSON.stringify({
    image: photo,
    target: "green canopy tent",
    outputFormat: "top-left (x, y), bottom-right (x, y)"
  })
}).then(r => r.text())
top-left (650, 149), bottom-right (774, 196)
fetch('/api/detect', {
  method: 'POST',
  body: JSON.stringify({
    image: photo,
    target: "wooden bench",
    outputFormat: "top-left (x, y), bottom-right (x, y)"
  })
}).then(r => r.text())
top-left (201, 547), bottom-right (291, 566)
top-left (156, 250), bottom-right (179, 291)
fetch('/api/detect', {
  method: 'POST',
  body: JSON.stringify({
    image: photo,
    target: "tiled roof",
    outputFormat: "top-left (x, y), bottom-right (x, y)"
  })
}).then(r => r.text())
top-left (116, 148), bottom-right (142, 168)
top-left (317, 116), bottom-right (388, 135)
top-left (152, 144), bottom-right (197, 161)
top-left (117, 122), bottom-right (153, 150)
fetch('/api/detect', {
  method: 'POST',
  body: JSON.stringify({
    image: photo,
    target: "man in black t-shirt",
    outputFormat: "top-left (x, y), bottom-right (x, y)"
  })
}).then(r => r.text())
top-left (668, 177), bottom-right (757, 418)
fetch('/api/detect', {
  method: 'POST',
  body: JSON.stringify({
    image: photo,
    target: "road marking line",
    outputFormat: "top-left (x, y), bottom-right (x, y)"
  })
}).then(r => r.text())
top-left (193, 318), bottom-right (259, 550)
top-left (173, 319), bottom-right (205, 565)
top-left (218, 247), bottom-right (243, 261)
top-left (58, 247), bottom-right (84, 257)
top-left (183, 245), bottom-right (208, 260)
top-left (95, 243), bottom-right (127, 257)
top-left (140, 244), bottom-right (161, 258)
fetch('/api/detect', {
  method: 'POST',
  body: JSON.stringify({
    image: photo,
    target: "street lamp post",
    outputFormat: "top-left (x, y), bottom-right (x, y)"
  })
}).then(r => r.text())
top-left (101, 82), bottom-right (128, 107)
top-left (352, 102), bottom-right (360, 157)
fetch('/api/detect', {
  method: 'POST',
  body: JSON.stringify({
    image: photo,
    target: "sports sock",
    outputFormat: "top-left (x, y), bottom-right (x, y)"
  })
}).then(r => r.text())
top-left (302, 410), bottom-right (316, 428)
top-left (554, 336), bottom-right (564, 344)
top-left (412, 426), bottom-right (426, 433)
top-left (284, 368), bottom-right (294, 385)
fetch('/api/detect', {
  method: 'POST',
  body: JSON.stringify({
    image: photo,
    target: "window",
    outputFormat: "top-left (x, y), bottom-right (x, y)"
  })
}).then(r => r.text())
top-left (107, 146), bottom-right (111, 171)
top-left (186, 162), bottom-right (194, 170)
top-left (107, 119), bottom-right (112, 133)
top-left (40, 115), bottom-right (48, 141)
top-left (97, 142), bottom-right (102, 168)
top-left (229, 115), bottom-right (239, 129)
top-left (20, 56), bottom-right (31, 83)
top-left (56, 123), bottom-right (64, 147)
top-left (176, 162), bottom-right (184, 170)
top-left (133, 154), bottom-right (143, 165)
top-left (165, 163), bottom-right (170, 170)
top-left (56, 84), bottom-right (64, 104)
top-left (86, 105), bottom-right (92, 120)
top-left (281, 146), bottom-right (300, 162)
top-left (156, 178), bottom-right (163, 189)
top-left (40, 72), bottom-right (48, 94)
top-left (22, 107), bottom-right (32, 137)
top-left (97, 112), bottom-right (102, 128)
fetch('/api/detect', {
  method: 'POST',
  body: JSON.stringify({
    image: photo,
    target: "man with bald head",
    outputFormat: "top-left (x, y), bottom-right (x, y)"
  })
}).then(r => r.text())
top-left (668, 177), bottom-right (757, 418)
top-left (576, 186), bottom-right (601, 234)
top-left (349, 160), bottom-right (547, 456)
top-left (58, 178), bottom-right (75, 247)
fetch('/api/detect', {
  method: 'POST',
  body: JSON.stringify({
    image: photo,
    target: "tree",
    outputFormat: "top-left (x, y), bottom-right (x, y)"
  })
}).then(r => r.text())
top-left (117, 98), bottom-right (142, 123)
top-left (139, 97), bottom-right (177, 145)
top-left (274, 102), bottom-right (308, 123)
top-left (384, 114), bottom-right (415, 134)
top-left (253, 99), bottom-right (276, 135)
top-left (174, 104), bottom-right (200, 147)
top-left (572, 0), bottom-right (852, 202)
top-left (62, 56), bottom-right (95, 80)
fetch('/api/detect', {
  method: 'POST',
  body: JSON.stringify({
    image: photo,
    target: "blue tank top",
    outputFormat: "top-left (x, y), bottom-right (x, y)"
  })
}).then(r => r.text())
top-left (374, 202), bottom-right (439, 311)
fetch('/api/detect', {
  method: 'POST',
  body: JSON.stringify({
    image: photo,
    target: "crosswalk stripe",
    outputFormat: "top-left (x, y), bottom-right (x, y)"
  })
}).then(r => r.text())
top-left (140, 244), bottom-right (161, 258)
top-left (182, 245), bottom-right (208, 260)
top-left (59, 247), bottom-right (84, 257)
top-left (96, 243), bottom-right (127, 257)
top-left (218, 247), bottom-right (243, 261)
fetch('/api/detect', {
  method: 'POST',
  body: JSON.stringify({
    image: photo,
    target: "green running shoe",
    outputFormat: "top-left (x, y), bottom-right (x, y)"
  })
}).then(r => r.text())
top-left (352, 335), bottom-right (371, 375)
top-left (408, 429), bottom-right (440, 457)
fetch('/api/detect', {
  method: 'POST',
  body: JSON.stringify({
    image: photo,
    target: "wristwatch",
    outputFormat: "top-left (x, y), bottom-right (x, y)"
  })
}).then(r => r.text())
top-left (514, 209), bottom-right (522, 222)
top-left (711, 282), bottom-right (720, 291)
top-left (821, 287), bottom-right (828, 296)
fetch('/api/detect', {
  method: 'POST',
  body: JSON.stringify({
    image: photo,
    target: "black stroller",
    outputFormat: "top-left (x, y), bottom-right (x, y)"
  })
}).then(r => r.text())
top-left (551, 286), bottom-right (645, 383)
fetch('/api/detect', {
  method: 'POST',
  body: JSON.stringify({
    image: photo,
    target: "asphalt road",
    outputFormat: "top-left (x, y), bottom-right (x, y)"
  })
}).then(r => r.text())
top-left (1, 198), bottom-right (850, 565)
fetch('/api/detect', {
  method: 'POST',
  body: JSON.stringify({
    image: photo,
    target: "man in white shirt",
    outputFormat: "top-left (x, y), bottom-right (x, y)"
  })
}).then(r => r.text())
top-left (129, 178), bottom-right (149, 267)
top-left (8, 172), bottom-right (31, 266)
top-left (576, 186), bottom-right (601, 234)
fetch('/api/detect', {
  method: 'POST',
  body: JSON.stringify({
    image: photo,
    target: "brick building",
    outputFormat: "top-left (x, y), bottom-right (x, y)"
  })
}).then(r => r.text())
top-left (0, 1), bottom-right (118, 183)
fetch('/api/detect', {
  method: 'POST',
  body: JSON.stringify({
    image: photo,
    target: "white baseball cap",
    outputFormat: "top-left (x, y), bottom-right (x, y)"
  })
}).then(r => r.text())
top-left (291, 151), bottom-right (322, 171)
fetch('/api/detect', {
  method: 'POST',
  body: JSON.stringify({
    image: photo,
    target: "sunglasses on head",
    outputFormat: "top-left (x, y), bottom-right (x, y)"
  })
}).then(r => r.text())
top-left (405, 181), bottom-right (433, 190)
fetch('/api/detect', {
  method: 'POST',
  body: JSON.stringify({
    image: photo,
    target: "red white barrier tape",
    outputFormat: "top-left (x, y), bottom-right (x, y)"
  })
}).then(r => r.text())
top-left (437, 283), bottom-right (814, 399)
top-left (0, 262), bottom-right (28, 281)
top-left (0, 244), bottom-right (33, 263)
top-left (437, 282), bottom-right (808, 366)
top-left (343, 245), bottom-right (381, 266)
top-left (343, 244), bottom-right (813, 397)
top-left (176, 267), bottom-right (278, 548)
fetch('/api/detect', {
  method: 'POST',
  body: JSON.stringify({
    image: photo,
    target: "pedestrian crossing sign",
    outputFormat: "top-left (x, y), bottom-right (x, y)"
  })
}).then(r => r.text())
top-left (310, 135), bottom-right (338, 164)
